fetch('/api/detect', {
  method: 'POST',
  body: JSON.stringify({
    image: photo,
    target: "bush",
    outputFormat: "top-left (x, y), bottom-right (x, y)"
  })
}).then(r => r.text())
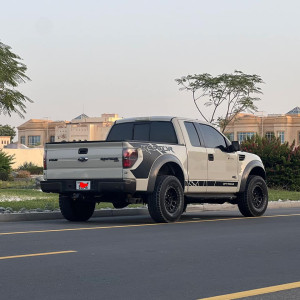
top-left (0, 171), bottom-right (9, 181)
top-left (241, 136), bottom-right (300, 191)
top-left (18, 162), bottom-right (43, 175)
top-left (0, 150), bottom-right (14, 181)
top-left (16, 170), bottom-right (31, 178)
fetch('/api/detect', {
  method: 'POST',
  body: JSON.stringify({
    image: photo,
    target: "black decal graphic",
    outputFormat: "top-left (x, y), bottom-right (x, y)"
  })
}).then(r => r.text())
top-left (129, 142), bottom-right (162, 178)
top-left (185, 181), bottom-right (238, 187)
top-left (141, 143), bottom-right (174, 155)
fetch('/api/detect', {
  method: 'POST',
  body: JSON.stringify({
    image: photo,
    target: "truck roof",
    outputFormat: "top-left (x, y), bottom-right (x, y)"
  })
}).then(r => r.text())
top-left (115, 116), bottom-right (209, 125)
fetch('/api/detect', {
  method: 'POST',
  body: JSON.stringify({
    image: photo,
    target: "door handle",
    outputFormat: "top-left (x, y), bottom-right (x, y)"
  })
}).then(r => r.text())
top-left (78, 148), bottom-right (88, 154)
top-left (78, 157), bottom-right (88, 162)
top-left (208, 154), bottom-right (214, 161)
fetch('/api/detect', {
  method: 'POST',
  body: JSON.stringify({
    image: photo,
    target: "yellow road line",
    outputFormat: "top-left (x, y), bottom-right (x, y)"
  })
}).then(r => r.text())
top-left (0, 213), bottom-right (300, 236)
top-left (0, 250), bottom-right (77, 260)
top-left (198, 281), bottom-right (300, 299)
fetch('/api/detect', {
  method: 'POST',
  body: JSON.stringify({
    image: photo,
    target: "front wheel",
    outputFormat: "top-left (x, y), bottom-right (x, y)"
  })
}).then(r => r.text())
top-left (148, 175), bottom-right (184, 223)
top-left (59, 194), bottom-right (96, 222)
top-left (238, 175), bottom-right (268, 217)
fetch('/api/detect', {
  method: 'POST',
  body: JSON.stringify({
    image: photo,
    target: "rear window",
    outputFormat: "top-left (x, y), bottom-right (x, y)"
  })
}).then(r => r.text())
top-left (107, 121), bottom-right (178, 144)
top-left (134, 123), bottom-right (150, 140)
top-left (106, 123), bottom-right (133, 141)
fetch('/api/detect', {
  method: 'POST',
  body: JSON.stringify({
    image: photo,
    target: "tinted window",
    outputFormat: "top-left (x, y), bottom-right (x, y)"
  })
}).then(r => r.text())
top-left (196, 124), bottom-right (227, 149)
top-left (133, 123), bottom-right (150, 141)
top-left (184, 122), bottom-right (201, 147)
top-left (150, 122), bottom-right (177, 144)
top-left (107, 123), bottom-right (133, 141)
top-left (107, 121), bottom-right (178, 143)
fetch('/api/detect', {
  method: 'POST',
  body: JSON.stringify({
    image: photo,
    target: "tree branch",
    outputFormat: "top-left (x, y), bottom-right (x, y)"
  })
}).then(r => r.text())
top-left (193, 90), bottom-right (209, 122)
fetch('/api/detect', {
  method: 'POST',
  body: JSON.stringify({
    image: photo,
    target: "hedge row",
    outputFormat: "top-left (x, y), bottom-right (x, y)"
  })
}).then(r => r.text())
top-left (18, 162), bottom-right (43, 175)
top-left (241, 136), bottom-right (300, 191)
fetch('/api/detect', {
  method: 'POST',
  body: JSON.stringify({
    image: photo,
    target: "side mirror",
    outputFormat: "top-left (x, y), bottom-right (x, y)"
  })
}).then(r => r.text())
top-left (228, 141), bottom-right (240, 152)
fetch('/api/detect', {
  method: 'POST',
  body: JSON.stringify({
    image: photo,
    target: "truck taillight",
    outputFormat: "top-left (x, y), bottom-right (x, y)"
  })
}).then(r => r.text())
top-left (43, 151), bottom-right (47, 170)
top-left (123, 148), bottom-right (138, 168)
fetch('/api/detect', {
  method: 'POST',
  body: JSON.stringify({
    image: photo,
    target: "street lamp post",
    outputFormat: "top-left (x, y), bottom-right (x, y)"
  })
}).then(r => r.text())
top-left (43, 117), bottom-right (49, 145)
top-left (255, 111), bottom-right (266, 137)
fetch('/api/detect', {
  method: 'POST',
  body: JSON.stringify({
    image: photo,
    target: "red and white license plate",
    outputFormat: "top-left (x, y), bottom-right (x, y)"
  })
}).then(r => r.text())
top-left (76, 181), bottom-right (91, 190)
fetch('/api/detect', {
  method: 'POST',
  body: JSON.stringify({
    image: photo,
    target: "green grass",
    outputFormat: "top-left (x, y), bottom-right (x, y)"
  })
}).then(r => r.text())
top-left (268, 189), bottom-right (300, 201)
top-left (0, 185), bottom-right (299, 212)
top-left (0, 179), bottom-right (36, 189)
top-left (0, 188), bottom-right (143, 212)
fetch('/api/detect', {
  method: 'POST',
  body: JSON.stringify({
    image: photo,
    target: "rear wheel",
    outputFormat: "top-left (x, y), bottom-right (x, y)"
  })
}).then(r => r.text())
top-left (238, 175), bottom-right (268, 217)
top-left (113, 201), bottom-right (129, 209)
top-left (59, 194), bottom-right (95, 221)
top-left (148, 175), bottom-right (184, 223)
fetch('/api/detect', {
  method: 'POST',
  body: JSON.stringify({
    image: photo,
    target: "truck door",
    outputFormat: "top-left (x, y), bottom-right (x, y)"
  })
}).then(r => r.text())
top-left (180, 121), bottom-right (207, 193)
top-left (195, 123), bottom-right (238, 193)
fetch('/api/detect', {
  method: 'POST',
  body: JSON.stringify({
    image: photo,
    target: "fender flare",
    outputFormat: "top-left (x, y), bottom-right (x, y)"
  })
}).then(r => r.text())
top-left (239, 160), bottom-right (266, 192)
top-left (147, 154), bottom-right (186, 192)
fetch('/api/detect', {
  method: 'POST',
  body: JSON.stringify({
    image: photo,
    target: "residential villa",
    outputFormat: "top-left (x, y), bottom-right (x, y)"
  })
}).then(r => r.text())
top-left (224, 107), bottom-right (300, 146)
top-left (0, 136), bottom-right (11, 149)
top-left (17, 113), bottom-right (120, 147)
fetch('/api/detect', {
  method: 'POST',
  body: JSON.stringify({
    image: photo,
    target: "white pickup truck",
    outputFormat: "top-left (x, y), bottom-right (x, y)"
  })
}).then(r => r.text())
top-left (41, 116), bottom-right (268, 223)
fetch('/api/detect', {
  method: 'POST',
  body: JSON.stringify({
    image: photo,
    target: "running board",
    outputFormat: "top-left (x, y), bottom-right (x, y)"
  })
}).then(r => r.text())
top-left (185, 193), bottom-right (237, 204)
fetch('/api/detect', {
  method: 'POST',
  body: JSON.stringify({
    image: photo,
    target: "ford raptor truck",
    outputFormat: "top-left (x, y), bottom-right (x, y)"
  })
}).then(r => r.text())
top-left (41, 116), bottom-right (268, 223)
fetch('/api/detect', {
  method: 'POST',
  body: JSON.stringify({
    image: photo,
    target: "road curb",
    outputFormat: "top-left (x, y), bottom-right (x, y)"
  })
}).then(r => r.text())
top-left (1, 201), bottom-right (300, 222)
top-left (193, 201), bottom-right (300, 211)
top-left (0, 208), bottom-right (149, 222)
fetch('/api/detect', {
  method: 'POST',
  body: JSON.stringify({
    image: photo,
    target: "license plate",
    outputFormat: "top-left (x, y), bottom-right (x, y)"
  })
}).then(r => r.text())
top-left (76, 181), bottom-right (91, 190)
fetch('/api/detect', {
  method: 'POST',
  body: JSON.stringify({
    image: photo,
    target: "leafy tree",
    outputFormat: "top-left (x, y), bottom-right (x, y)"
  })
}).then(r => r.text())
top-left (0, 124), bottom-right (16, 141)
top-left (0, 42), bottom-right (33, 118)
top-left (175, 70), bottom-right (263, 132)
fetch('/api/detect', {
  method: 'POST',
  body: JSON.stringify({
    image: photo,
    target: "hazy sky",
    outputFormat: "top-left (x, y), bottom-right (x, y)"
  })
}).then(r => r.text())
top-left (1, 0), bottom-right (300, 128)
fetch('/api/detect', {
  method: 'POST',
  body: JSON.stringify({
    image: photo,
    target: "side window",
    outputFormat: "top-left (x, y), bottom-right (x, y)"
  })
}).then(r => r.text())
top-left (150, 122), bottom-right (178, 144)
top-left (196, 124), bottom-right (227, 149)
top-left (184, 122), bottom-right (201, 147)
top-left (106, 123), bottom-right (133, 141)
top-left (133, 123), bottom-right (150, 141)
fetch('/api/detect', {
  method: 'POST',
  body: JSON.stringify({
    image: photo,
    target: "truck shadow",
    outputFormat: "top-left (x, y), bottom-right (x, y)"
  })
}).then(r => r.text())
top-left (85, 210), bottom-right (243, 226)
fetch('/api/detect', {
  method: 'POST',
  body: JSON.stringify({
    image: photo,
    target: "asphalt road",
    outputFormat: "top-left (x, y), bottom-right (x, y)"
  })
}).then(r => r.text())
top-left (1, 208), bottom-right (300, 300)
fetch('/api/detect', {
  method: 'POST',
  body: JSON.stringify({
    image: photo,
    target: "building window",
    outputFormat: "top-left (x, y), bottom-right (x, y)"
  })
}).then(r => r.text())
top-left (226, 133), bottom-right (234, 141)
top-left (20, 136), bottom-right (25, 144)
top-left (50, 136), bottom-right (55, 143)
top-left (277, 131), bottom-right (285, 144)
top-left (265, 132), bottom-right (275, 140)
top-left (237, 132), bottom-right (255, 143)
top-left (28, 136), bottom-right (41, 146)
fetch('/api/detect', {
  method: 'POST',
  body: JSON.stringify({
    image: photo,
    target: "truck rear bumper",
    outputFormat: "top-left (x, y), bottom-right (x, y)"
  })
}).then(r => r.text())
top-left (41, 179), bottom-right (136, 194)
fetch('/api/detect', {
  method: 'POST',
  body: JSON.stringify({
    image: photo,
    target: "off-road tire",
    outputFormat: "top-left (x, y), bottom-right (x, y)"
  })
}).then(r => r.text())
top-left (238, 175), bottom-right (268, 217)
top-left (113, 201), bottom-right (129, 209)
top-left (148, 175), bottom-right (184, 223)
top-left (59, 194), bottom-right (95, 222)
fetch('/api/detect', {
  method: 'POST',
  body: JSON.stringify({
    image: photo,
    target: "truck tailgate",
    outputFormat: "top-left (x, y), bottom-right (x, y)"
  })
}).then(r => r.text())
top-left (45, 142), bottom-right (123, 180)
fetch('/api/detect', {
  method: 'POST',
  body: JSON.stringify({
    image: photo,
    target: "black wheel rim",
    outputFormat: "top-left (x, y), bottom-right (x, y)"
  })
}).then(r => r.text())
top-left (252, 186), bottom-right (264, 209)
top-left (164, 186), bottom-right (180, 214)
